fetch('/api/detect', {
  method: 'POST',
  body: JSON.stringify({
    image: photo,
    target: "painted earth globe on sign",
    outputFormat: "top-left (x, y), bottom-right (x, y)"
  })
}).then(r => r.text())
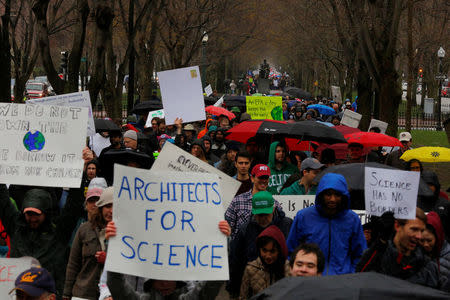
top-left (23, 131), bottom-right (45, 152)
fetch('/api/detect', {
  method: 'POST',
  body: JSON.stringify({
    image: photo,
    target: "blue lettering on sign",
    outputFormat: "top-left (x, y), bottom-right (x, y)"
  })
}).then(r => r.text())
top-left (145, 210), bottom-right (155, 230)
top-left (168, 245), bottom-right (183, 266)
top-left (144, 182), bottom-right (158, 201)
top-left (121, 236), bottom-right (135, 259)
top-left (135, 177), bottom-right (145, 200)
top-left (211, 245), bottom-right (223, 269)
top-left (187, 183), bottom-right (195, 202)
top-left (186, 245), bottom-right (197, 268)
top-left (195, 183), bottom-right (204, 202)
top-left (171, 182), bottom-right (177, 201)
top-left (118, 176), bottom-right (132, 199)
top-left (181, 210), bottom-right (195, 232)
top-left (211, 182), bottom-right (221, 205)
top-left (153, 243), bottom-right (163, 265)
top-left (137, 242), bottom-right (148, 261)
top-left (161, 211), bottom-right (176, 230)
top-left (203, 183), bottom-right (210, 203)
top-left (160, 182), bottom-right (170, 201)
top-left (198, 245), bottom-right (209, 266)
top-left (179, 183), bottom-right (188, 202)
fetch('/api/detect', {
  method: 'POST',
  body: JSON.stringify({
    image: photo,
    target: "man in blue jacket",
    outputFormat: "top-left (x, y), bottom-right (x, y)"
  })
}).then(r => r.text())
top-left (286, 173), bottom-right (367, 275)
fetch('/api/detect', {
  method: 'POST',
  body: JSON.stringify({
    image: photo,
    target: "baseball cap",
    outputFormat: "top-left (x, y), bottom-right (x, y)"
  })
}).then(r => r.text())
top-left (11, 267), bottom-right (56, 297)
top-left (86, 177), bottom-right (108, 202)
top-left (22, 189), bottom-right (52, 215)
top-left (399, 131), bottom-right (412, 142)
top-left (251, 164), bottom-right (271, 178)
top-left (183, 124), bottom-right (195, 131)
top-left (95, 187), bottom-right (114, 208)
top-left (123, 130), bottom-right (137, 141)
top-left (252, 191), bottom-right (275, 215)
top-left (300, 158), bottom-right (324, 172)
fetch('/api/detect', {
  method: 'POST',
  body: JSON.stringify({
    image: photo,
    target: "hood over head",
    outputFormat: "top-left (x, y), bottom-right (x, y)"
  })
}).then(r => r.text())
top-left (315, 173), bottom-right (350, 212)
top-left (426, 211), bottom-right (445, 255)
top-left (268, 141), bottom-right (288, 169)
top-left (190, 139), bottom-right (206, 155)
top-left (22, 189), bottom-right (52, 215)
top-left (257, 225), bottom-right (288, 259)
top-left (421, 170), bottom-right (440, 198)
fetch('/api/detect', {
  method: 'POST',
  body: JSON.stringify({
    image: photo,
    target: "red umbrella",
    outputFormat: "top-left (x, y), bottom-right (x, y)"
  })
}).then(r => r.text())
top-left (333, 125), bottom-right (361, 135)
top-left (226, 119), bottom-right (288, 144)
top-left (285, 138), bottom-right (319, 151)
top-left (344, 132), bottom-right (403, 147)
top-left (205, 106), bottom-right (235, 120)
top-left (317, 125), bottom-right (361, 160)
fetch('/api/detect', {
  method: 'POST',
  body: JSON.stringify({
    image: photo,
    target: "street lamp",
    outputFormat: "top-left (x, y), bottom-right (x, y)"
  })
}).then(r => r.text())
top-left (201, 31), bottom-right (208, 88)
top-left (437, 46), bottom-right (445, 131)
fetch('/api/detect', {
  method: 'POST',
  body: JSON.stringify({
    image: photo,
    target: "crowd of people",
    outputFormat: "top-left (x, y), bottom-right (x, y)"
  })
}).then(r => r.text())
top-left (2, 93), bottom-right (450, 300)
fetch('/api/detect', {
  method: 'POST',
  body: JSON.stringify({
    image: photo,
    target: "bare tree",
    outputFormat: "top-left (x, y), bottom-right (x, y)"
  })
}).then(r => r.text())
top-left (0, 0), bottom-right (12, 103)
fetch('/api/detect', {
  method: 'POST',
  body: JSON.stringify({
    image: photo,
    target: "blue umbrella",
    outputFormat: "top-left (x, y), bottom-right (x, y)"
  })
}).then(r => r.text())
top-left (307, 104), bottom-right (336, 116)
top-left (317, 121), bottom-right (333, 127)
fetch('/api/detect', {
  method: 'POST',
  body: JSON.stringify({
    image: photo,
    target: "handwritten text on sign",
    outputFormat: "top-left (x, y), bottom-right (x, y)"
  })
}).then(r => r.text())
top-left (364, 167), bottom-right (419, 219)
top-left (246, 96), bottom-right (282, 120)
top-left (105, 165), bottom-right (229, 281)
top-left (0, 103), bottom-right (88, 187)
top-left (0, 257), bottom-right (33, 298)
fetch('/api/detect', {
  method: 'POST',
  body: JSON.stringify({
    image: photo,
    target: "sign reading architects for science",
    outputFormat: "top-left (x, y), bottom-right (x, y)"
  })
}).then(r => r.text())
top-left (0, 103), bottom-right (88, 187)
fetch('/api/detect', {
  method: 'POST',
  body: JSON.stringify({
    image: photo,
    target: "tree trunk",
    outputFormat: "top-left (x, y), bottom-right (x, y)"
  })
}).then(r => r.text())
top-left (405, 0), bottom-right (414, 132)
top-left (357, 59), bottom-right (372, 131)
top-left (0, 0), bottom-right (11, 103)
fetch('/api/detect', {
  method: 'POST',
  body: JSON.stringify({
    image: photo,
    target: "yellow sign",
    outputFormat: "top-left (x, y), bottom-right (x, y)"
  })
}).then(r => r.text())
top-left (246, 96), bottom-right (283, 120)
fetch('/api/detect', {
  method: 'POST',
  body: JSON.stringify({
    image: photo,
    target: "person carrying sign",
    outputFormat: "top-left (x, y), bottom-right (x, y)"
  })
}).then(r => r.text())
top-left (286, 173), bottom-right (367, 275)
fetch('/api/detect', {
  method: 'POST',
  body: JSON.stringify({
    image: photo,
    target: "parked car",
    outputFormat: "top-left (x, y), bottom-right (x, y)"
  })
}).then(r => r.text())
top-left (34, 76), bottom-right (55, 95)
top-left (26, 81), bottom-right (49, 99)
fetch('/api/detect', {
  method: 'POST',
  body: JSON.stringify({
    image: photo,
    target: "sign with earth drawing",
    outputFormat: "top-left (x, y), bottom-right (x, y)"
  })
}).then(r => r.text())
top-left (246, 96), bottom-right (283, 120)
top-left (0, 103), bottom-right (88, 187)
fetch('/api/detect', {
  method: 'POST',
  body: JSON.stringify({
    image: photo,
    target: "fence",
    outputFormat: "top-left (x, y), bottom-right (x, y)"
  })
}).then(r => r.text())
top-left (397, 101), bottom-right (449, 130)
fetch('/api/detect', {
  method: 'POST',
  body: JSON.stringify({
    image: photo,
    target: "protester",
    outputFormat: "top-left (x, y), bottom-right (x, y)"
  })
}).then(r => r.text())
top-left (216, 142), bottom-right (240, 176)
top-left (346, 142), bottom-right (366, 163)
top-left (228, 192), bottom-right (292, 297)
top-left (190, 139), bottom-right (208, 163)
top-left (234, 151), bottom-right (253, 196)
top-left (407, 159), bottom-right (424, 172)
top-left (239, 225), bottom-right (288, 299)
top-left (10, 267), bottom-right (57, 300)
top-left (84, 160), bottom-right (98, 182)
top-left (63, 187), bottom-right (114, 300)
top-left (385, 131), bottom-right (412, 169)
top-left (202, 135), bottom-right (220, 164)
top-left (286, 173), bottom-right (367, 275)
top-left (225, 164), bottom-right (284, 239)
top-left (183, 124), bottom-right (197, 146)
top-left (288, 243), bottom-right (325, 277)
top-left (357, 208), bottom-right (448, 291)
top-left (267, 141), bottom-right (298, 195)
top-left (123, 130), bottom-right (138, 150)
top-left (212, 127), bottom-right (228, 158)
top-left (0, 184), bottom-right (85, 295)
top-left (90, 132), bottom-right (111, 158)
top-left (105, 220), bottom-right (230, 299)
top-left (98, 131), bottom-right (124, 159)
top-left (280, 158), bottom-right (323, 195)
top-left (421, 211), bottom-right (450, 278)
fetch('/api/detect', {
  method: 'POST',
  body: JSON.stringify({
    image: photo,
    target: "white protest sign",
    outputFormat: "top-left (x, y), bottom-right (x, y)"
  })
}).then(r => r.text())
top-left (105, 165), bottom-right (229, 281)
top-left (145, 109), bottom-right (165, 128)
top-left (341, 109), bottom-right (362, 128)
top-left (204, 84), bottom-right (213, 97)
top-left (158, 66), bottom-right (206, 125)
top-left (0, 257), bottom-right (33, 297)
top-left (213, 96), bottom-right (224, 107)
top-left (151, 142), bottom-right (240, 210)
top-left (368, 119), bottom-right (388, 134)
top-left (27, 91), bottom-right (95, 136)
top-left (365, 167), bottom-right (419, 219)
top-left (274, 195), bottom-right (370, 224)
top-left (0, 103), bottom-right (88, 187)
top-left (331, 86), bottom-right (342, 103)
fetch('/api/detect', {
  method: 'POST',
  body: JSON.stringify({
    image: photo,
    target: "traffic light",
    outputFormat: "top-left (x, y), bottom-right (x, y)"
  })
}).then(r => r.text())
top-left (60, 51), bottom-right (68, 71)
top-left (418, 67), bottom-right (423, 78)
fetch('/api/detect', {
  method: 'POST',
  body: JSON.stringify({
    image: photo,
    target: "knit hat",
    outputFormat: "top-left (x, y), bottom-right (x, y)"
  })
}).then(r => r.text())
top-left (123, 130), bottom-right (137, 141)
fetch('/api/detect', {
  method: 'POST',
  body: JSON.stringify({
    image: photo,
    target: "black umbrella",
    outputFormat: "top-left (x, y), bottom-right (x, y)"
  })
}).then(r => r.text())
top-left (224, 95), bottom-right (246, 108)
top-left (131, 100), bottom-right (163, 115)
top-left (286, 120), bottom-right (347, 144)
top-left (94, 119), bottom-right (120, 133)
top-left (251, 272), bottom-right (450, 300)
top-left (204, 96), bottom-right (217, 106)
top-left (314, 162), bottom-right (434, 198)
top-left (284, 86), bottom-right (312, 99)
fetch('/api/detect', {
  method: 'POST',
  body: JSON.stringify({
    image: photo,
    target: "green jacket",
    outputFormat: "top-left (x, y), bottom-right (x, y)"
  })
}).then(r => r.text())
top-left (0, 184), bottom-right (84, 297)
top-left (280, 181), bottom-right (317, 195)
top-left (267, 141), bottom-right (298, 195)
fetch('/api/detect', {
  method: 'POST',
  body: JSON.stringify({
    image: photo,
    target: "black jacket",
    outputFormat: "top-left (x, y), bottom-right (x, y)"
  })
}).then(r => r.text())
top-left (227, 208), bottom-right (292, 296)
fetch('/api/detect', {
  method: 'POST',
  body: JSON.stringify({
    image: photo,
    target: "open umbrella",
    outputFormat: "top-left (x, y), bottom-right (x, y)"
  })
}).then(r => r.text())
top-left (131, 100), bottom-right (163, 115)
top-left (287, 121), bottom-right (347, 144)
top-left (226, 119), bottom-right (288, 144)
top-left (345, 132), bottom-right (403, 148)
top-left (313, 162), bottom-right (433, 198)
top-left (203, 96), bottom-right (216, 106)
top-left (317, 125), bottom-right (363, 160)
top-left (285, 139), bottom-right (319, 151)
top-left (224, 95), bottom-right (246, 108)
top-left (307, 104), bottom-right (336, 116)
top-left (251, 272), bottom-right (450, 300)
top-left (205, 106), bottom-right (236, 120)
top-left (285, 86), bottom-right (312, 99)
top-left (94, 118), bottom-right (120, 133)
top-left (400, 146), bottom-right (450, 163)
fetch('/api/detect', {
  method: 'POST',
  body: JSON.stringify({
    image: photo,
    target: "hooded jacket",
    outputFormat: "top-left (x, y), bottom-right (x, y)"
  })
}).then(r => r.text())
top-left (0, 184), bottom-right (85, 296)
top-left (228, 207), bottom-right (292, 296)
top-left (286, 173), bottom-right (367, 275)
top-left (267, 141), bottom-right (298, 195)
top-left (427, 211), bottom-right (450, 278)
top-left (239, 226), bottom-right (288, 299)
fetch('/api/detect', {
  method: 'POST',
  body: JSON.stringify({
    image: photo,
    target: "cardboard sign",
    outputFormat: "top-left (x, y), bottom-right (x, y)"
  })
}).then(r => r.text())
top-left (105, 165), bottom-right (229, 281)
top-left (0, 257), bottom-right (33, 298)
top-left (274, 195), bottom-right (369, 224)
top-left (145, 109), bottom-right (165, 127)
top-left (341, 109), bottom-right (362, 128)
top-left (331, 86), bottom-right (342, 103)
top-left (364, 167), bottom-right (419, 219)
top-left (151, 142), bottom-right (240, 210)
top-left (204, 84), bottom-right (213, 97)
top-left (0, 103), bottom-right (88, 187)
top-left (157, 66), bottom-right (206, 125)
top-left (368, 119), bottom-right (388, 134)
top-left (27, 91), bottom-right (95, 136)
top-left (246, 96), bottom-right (282, 120)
